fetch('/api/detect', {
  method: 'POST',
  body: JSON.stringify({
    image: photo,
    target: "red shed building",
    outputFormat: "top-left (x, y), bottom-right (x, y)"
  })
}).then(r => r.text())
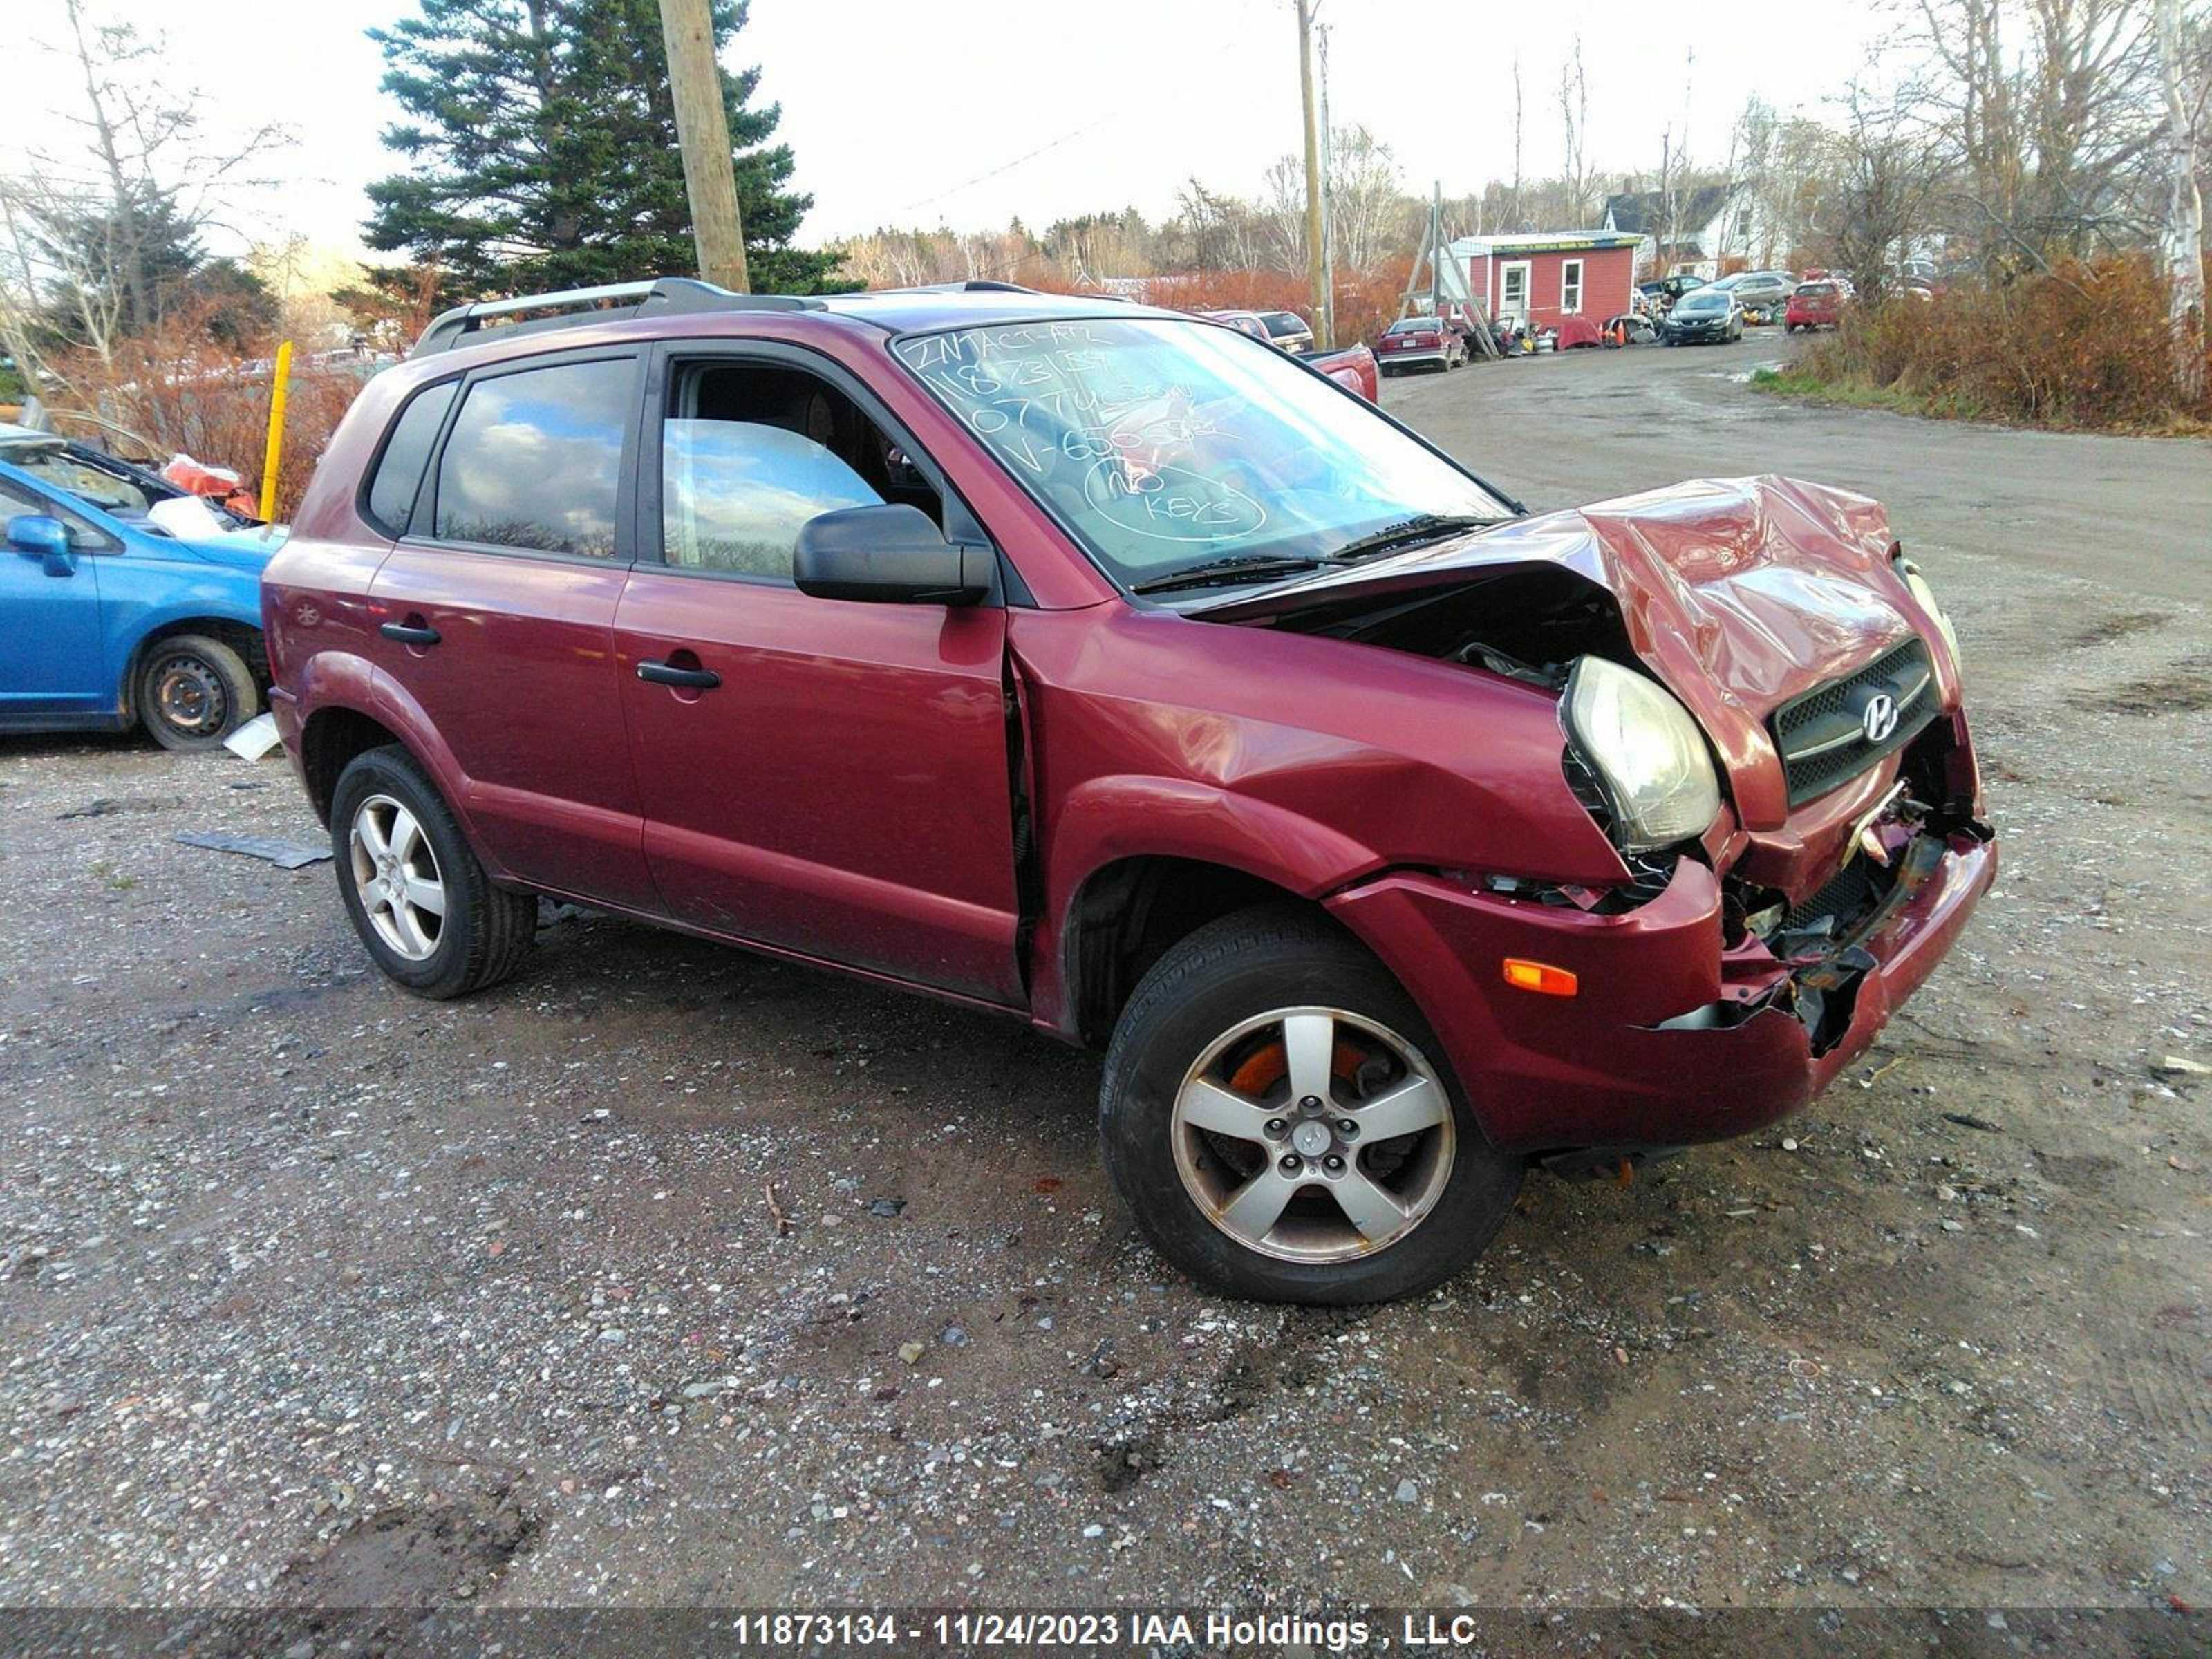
top-left (1449, 232), bottom-right (1640, 330)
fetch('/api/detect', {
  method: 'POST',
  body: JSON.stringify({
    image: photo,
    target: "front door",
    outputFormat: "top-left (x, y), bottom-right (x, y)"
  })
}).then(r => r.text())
top-left (366, 348), bottom-right (657, 909)
top-left (0, 477), bottom-right (109, 718)
top-left (1499, 261), bottom-right (1532, 320)
top-left (612, 343), bottom-right (1022, 1004)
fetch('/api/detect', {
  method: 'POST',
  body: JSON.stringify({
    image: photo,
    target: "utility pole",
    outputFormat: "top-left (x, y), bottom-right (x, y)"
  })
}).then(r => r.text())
top-left (1316, 21), bottom-right (1337, 350)
top-left (657, 0), bottom-right (750, 292)
top-left (1295, 0), bottom-right (1330, 349)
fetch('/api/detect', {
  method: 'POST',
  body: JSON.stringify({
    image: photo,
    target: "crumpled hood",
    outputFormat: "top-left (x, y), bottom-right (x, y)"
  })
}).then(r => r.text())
top-left (1191, 476), bottom-right (1951, 831)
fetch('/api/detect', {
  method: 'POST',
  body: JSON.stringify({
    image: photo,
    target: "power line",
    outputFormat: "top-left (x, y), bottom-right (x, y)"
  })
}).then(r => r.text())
top-left (891, 111), bottom-right (1132, 218)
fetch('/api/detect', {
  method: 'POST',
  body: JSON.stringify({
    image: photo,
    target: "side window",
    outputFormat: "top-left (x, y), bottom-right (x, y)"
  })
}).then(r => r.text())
top-left (0, 476), bottom-right (115, 551)
top-left (433, 357), bottom-right (633, 557)
top-left (657, 360), bottom-right (940, 580)
top-left (364, 379), bottom-right (458, 535)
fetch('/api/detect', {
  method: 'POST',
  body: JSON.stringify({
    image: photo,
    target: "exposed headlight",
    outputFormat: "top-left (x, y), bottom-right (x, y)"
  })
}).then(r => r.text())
top-left (1562, 657), bottom-right (1722, 852)
top-left (1894, 553), bottom-right (1962, 666)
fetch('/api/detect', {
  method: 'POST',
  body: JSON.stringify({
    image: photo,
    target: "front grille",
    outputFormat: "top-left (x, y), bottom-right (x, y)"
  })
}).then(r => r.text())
top-left (1781, 855), bottom-right (1887, 933)
top-left (1770, 636), bottom-right (1937, 805)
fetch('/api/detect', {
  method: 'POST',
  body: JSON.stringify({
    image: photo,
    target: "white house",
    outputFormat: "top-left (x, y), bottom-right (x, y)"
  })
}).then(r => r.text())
top-left (1601, 182), bottom-right (1783, 279)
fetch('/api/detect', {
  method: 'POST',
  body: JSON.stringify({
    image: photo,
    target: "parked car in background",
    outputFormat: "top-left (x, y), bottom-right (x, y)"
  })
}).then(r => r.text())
top-left (1, 423), bottom-right (280, 749)
top-left (1309, 344), bottom-right (1379, 402)
top-left (1785, 280), bottom-right (1846, 332)
top-left (1710, 271), bottom-right (1796, 315)
top-left (1202, 309), bottom-right (1273, 344)
top-left (1257, 309), bottom-right (1315, 355)
top-left (265, 277), bottom-right (1992, 1306)
top-left (1438, 309), bottom-right (1486, 359)
top-left (1375, 315), bottom-right (1465, 373)
top-left (1659, 286), bottom-right (1743, 344)
top-left (1207, 313), bottom-right (1376, 400)
top-left (1639, 274), bottom-right (1706, 314)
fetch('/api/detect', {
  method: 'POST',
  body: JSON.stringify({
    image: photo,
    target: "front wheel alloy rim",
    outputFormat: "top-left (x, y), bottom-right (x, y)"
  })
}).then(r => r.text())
top-left (348, 794), bottom-right (446, 962)
top-left (1170, 1006), bottom-right (1455, 1265)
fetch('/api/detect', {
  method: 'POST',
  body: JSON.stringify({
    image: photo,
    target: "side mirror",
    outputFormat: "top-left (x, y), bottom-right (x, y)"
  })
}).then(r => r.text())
top-left (6, 513), bottom-right (75, 576)
top-left (793, 503), bottom-right (991, 606)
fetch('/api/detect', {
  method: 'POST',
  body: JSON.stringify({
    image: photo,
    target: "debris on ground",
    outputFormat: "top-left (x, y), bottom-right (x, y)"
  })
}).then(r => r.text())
top-left (1942, 1112), bottom-right (2005, 1132)
top-left (222, 713), bottom-right (285, 762)
top-left (173, 831), bottom-right (330, 868)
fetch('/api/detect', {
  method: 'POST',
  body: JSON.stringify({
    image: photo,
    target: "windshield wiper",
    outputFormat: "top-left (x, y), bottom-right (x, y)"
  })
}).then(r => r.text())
top-left (1327, 513), bottom-right (1490, 563)
top-left (1131, 554), bottom-right (1332, 595)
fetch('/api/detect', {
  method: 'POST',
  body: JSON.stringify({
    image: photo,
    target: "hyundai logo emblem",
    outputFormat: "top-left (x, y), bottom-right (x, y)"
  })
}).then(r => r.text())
top-left (1860, 692), bottom-right (1899, 744)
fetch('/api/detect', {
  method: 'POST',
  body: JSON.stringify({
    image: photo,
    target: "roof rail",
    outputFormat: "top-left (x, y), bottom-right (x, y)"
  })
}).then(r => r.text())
top-left (411, 277), bottom-right (824, 356)
top-left (852, 279), bottom-right (1038, 298)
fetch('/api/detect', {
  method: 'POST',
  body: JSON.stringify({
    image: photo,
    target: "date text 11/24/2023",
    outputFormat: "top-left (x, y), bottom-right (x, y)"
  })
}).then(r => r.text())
top-left (722, 1611), bottom-right (1378, 1648)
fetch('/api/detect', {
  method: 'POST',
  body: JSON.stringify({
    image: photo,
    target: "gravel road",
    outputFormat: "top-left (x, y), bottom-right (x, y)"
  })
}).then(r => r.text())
top-left (2, 332), bottom-right (2205, 1628)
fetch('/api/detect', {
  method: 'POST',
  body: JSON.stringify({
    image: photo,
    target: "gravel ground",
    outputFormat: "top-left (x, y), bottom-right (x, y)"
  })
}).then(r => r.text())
top-left (1, 334), bottom-right (2206, 1624)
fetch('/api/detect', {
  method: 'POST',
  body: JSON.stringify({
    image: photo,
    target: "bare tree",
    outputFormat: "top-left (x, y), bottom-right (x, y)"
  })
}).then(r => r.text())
top-left (1260, 155), bottom-right (1311, 273)
top-left (1325, 126), bottom-right (1417, 268)
top-left (2155, 0), bottom-right (2207, 395)
top-left (1557, 35), bottom-right (1594, 227)
top-left (1508, 55), bottom-right (1526, 231)
top-left (1911, 0), bottom-right (2165, 270)
top-left (1170, 180), bottom-right (1263, 270)
top-left (0, 0), bottom-right (285, 395)
top-left (1827, 79), bottom-right (1947, 295)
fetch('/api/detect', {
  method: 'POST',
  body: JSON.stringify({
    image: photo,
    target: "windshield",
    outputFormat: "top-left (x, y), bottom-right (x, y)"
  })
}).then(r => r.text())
top-left (1676, 291), bottom-right (1729, 313)
top-left (0, 442), bottom-right (159, 517)
top-left (893, 318), bottom-right (1510, 590)
top-left (1386, 318), bottom-right (1439, 334)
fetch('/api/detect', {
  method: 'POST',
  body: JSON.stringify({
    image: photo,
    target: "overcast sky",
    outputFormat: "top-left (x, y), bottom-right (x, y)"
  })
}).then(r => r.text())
top-left (19, 0), bottom-right (1891, 259)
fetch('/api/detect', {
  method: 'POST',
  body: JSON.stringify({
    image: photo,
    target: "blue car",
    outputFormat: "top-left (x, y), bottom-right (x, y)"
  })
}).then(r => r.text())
top-left (1, 422), bottom-right (282, 751)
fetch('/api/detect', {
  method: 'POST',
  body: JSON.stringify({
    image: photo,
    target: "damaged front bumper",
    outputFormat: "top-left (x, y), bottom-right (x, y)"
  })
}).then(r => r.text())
top-left (1324, 821), bottom-right (1997, 1156)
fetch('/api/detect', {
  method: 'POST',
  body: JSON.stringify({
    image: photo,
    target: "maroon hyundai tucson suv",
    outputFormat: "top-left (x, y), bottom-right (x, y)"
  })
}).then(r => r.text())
top-left (263, 279), bottom-right (1995, 1304)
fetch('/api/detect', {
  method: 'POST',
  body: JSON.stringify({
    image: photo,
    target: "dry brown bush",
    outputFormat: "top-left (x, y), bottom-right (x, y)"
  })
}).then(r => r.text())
top-left (47, 299), bottom-right (366, 521)
top-left (1795, 255), bottom-right (2212, 431)
top-left (1139, 261), bottom-right (1415, 350)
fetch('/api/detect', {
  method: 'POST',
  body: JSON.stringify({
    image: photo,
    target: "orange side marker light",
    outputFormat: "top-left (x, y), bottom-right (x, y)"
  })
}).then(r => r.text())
top-left (1502, 959), bottom-right (1579, 997)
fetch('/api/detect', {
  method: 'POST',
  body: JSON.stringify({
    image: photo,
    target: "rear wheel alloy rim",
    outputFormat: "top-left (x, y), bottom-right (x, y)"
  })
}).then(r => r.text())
top-left (348, 794), bottom-right (446, 962)
top-left (149, 653), bottom-right (226, 738)
top-left (1170, 1006), bottom-right (1455, 1265)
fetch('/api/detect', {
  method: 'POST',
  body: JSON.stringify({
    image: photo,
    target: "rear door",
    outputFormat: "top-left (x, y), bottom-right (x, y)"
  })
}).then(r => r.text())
top-left (0, 474), bottom-right (110, 717)
top-left (365, 348), bottom-right (657, 909)
top-left (611, 340), bottom-right (1023, 1003)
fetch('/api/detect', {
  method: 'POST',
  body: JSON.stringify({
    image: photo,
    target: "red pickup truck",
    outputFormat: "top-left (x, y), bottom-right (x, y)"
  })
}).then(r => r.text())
top-left (264, 279), bottom-right (1991, 1304)
top-left (1311, 343), bottom-right (1378, 401)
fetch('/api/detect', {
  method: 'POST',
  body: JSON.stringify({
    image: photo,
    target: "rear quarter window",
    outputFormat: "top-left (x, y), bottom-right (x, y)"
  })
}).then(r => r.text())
top-left (363, 380), bottom-right (459, 536)
top-left (431, 357), bottom-right (634, 558)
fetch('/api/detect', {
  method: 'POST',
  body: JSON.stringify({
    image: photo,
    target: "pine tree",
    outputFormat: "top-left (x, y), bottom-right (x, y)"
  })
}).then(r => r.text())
top-left (364, 0), bottom-right (839, 297)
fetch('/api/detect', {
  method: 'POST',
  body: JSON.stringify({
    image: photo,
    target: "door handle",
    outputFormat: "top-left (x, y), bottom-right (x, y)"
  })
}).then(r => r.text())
top-left (637, 659), bottom-right (721, 691)
top-left (380, 621), bottom-right (441, 646)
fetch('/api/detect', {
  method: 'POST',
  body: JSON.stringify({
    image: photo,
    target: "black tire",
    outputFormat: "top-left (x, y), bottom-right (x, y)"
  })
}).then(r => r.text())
top-left (329, 744), bottom-right (535, 1000)
top-left (138, 633), bottom-right (258, 752)
top-left (1098, 905), bottom-right (1523, 1304)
